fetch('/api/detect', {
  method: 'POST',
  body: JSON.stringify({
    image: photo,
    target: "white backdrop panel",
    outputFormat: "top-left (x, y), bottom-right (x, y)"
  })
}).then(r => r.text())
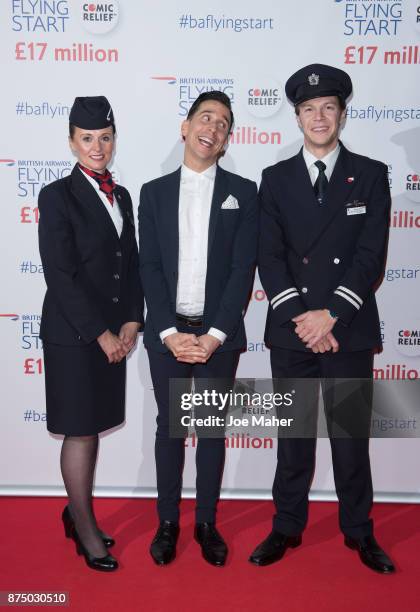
top-left (1, 0), bottom-right (419, 499)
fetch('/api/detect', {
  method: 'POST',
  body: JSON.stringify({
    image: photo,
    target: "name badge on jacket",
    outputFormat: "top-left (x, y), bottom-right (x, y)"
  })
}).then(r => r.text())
top-left (346, 200), bottom-right (366, 216)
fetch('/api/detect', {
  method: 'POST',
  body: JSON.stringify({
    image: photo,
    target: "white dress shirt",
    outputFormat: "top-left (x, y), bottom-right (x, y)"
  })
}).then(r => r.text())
top-left (302, 143), bottom-right (340, 186)
top-left (79, 167), bottom-right (123, 237)
top-left (160, 163), bottom-right (226, 344)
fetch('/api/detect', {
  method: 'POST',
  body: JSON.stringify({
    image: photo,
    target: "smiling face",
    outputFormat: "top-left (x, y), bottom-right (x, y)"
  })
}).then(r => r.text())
top-left (69, 126), bottom-right (114, 173)
top-left (181, 100), bottom-right (231, 172)
top-left (296, 96), bottom-right (345, 158)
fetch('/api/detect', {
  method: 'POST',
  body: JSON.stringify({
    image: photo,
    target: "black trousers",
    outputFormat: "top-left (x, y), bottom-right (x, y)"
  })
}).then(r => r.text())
top-left (270, 347), bottom-right (374, 539)
top-left (147, 347), bottom-right (239, 524)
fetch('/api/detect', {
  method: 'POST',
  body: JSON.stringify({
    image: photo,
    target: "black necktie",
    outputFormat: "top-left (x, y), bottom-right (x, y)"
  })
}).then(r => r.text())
top-left (313, 160), bottom-right (328, 205)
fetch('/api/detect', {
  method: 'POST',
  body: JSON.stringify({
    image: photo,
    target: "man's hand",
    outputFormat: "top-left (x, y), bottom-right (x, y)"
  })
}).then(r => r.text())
top-left (197, 334), bottom-right (221, 360)
top-left (119, 321), bottom-right (141, 354)
top-left (97, 329), bottom-right (126, 363)
top-left (176, 333), bottom-right (221, 364)
top-left (292, 309), bottom-right (337, 348)
top-left (164, 332), bottom-right (199, 359)
top-left (311, 331), bottom-right (339, 354)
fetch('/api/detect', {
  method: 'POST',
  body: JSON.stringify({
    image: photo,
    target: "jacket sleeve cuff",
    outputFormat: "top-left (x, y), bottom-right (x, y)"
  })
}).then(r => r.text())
top-left (327, 285), bottom-right (364, 326)
top-left (270, 288), bottom-right (307, 325)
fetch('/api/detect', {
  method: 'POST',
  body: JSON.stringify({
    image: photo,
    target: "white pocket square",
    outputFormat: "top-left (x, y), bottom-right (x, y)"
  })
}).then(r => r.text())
top-left (221, 195), bottom-right (239, 209)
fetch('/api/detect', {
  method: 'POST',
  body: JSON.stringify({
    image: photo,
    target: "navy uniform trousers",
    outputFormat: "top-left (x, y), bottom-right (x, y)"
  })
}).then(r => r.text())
top-left (270, 347), bottom-right (374, 538)
top-left (148, 326), bottom-right (239, 524)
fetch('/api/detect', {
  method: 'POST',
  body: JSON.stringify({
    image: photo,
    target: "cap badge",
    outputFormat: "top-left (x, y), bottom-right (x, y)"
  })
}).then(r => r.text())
top-left (308, 73), bottom-right (319, 86)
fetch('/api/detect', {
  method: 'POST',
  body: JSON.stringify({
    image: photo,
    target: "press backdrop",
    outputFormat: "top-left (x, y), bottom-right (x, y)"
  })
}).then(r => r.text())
top-left (1, 0), bottom-right (419, 500)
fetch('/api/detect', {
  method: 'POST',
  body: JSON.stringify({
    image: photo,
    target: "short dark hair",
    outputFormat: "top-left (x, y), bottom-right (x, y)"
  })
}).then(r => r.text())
top-left (295, 95), bottom-right (346, 115)
top-left (187, 91), bottom-right (234, 132)
top-left (69, 123), bottom-right (116, 138)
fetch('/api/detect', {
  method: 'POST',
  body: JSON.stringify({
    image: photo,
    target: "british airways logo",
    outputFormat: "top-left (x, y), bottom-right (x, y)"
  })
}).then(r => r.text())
top-left (151, 76), bottom-right (177, 85)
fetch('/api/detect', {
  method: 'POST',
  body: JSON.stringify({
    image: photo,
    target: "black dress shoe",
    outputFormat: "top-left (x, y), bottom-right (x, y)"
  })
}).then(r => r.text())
top-left (194, 523), bottom-right (227, 567)
top-left (345, 535), bottom-right (395, 574)
top-left (70, 526), bottom-right (118, 572)
top-left (249, 530), bottom-right (302, 566)
top-left (62, 506), bottom-right (115, 548)
top-left (150, 521), bottom-right (180, 566)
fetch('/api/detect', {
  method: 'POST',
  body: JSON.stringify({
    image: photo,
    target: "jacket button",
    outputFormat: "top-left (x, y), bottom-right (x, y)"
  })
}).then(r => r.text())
top-left (333, 258), bottom-right (340, 264)
top-left (301, 287), bottom-right (308, 294)
top-left (116, 251), bottom-right (122, 257)
top-left (112, 297), bottom-right (119, 303)
top-left (113, 273), bottom-right (120, 280)
top-left (302, 257), bottom-right (309, 264)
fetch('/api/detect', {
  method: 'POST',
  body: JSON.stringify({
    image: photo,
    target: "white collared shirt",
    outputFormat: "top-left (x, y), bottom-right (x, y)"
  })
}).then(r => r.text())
top-left (303, 143), bottom-right (340, 186)
top-left (79, 167), bottom-right (123, 237)
top-left (160, 162), bottom-right (226, 344)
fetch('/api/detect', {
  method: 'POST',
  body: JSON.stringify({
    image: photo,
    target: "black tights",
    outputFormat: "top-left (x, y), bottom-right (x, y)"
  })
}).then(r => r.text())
top-left (60, 435), bottom-right (107, 557)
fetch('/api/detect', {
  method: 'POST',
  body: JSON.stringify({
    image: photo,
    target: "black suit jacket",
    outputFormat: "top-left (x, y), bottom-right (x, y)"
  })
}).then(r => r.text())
top-left (38, 165), bottom-right (144, 346)
top-left (138, 165), bottom-right (258, 353)
top-left (258, 143), bottom-right (390, 352)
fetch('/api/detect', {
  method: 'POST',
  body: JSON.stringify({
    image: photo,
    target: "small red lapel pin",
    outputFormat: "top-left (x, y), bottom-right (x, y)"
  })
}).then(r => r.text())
top-left (347, 177), bottom-right (354, 183)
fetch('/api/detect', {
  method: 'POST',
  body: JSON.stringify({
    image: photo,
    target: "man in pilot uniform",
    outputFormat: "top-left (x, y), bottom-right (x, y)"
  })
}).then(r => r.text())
top-left (250, 64), bottom-right (394, 573)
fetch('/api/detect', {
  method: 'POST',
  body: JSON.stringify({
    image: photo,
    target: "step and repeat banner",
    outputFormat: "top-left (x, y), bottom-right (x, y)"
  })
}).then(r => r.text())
top-left (1, 0), bottom-right (419, 499)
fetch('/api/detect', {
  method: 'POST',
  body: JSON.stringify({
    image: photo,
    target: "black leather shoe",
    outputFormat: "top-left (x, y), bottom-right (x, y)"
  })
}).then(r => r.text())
top-left (62, 506), bottom-right (115, 548)
top-left (249, 530), bottom-right (302, 566)
top-left (345, 535), bottom-right (395, 574)
top-left (71, 527), bottom-right (118, 572)
top-left (150, 521), bottom-right (180, 565)
top-left (194, 523), bottom-right (227, 567)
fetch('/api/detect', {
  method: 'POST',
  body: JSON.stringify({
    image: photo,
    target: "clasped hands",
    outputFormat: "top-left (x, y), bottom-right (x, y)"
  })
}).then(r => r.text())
top-left (292, 309), bottom-right (339, 354)
top-left (164, 332), bottom-right (221, 364)
top-left (97, 322), bottom-right (141, 363)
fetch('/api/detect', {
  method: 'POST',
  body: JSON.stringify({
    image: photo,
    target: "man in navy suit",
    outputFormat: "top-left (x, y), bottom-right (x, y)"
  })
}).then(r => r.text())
top-left (138, 91), bottom-right (258, 566)
top-left (249, 65), bottom-right (395, 573)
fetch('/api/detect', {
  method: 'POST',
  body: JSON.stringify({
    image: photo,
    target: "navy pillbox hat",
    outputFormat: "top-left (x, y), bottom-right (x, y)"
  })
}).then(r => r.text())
top-left (69, 96), bottom-right (114, 129)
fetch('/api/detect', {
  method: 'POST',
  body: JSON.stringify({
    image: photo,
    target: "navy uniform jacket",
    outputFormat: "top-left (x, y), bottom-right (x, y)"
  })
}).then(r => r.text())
top-left (38, 165), bottom-right (144, 346)
top-left (258, 143), bottom-right (390, 352)
top-left (138, 165), bottom-right (258, 353)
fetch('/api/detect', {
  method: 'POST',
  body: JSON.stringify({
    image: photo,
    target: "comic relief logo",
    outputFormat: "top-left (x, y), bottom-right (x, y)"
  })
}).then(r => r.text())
top-left (80, 2), bottom-right (120, 34)
top-left (11, 0), bottom-right (69, 32)
top-left (16, 160), bottom-right (72, 199)
top-left (245, 79), bottom-right (283, 118)
top-left (395, 324), bottom-right (420, 356)
top-left (405, 171), bottom-right (420, 203)
top-left (21, 314), bottom-right (42, 350)
top-left (337, 1), bottom-right (402, 36)
top-left (151, 75), bottom-right (235, 117)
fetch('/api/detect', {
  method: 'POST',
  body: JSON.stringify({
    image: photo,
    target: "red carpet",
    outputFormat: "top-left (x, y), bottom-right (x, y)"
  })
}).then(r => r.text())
top-left (1, 498), bottom-right (419, 611)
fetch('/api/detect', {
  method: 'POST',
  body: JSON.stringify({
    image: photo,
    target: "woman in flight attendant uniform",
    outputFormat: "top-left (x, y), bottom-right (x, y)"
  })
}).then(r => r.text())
top-left (38, 96), bottom-right (143, 571)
